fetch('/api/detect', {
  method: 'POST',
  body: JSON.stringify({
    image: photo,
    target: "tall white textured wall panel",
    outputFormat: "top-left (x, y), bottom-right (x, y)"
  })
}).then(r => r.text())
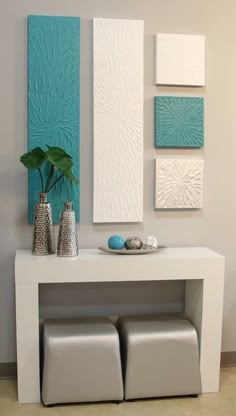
top-left (93, 18), bottom-right (144, 223)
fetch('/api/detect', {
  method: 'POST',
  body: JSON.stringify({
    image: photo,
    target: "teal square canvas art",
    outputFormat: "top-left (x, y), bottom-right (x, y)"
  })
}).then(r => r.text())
top-left (28, 15), bottom-right (80, 223)
top-left (154, 96), bottom-right (204, 148)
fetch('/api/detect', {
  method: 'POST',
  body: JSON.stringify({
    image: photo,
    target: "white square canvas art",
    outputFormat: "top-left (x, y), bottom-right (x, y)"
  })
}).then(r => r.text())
top-left (155, 33), bottom-right (205, 86)
top-left (155, 159), bottom-right (204, 209)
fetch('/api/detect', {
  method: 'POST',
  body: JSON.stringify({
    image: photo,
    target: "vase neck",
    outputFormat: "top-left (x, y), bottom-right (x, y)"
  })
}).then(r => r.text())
top-left (39, 193), bottom-right (48, 203)
top-left (64, 201), bottom-right (73, 211)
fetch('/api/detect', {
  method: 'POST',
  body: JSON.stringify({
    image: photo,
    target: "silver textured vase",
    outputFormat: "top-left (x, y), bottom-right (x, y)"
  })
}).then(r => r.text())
top-left (32, 193), bottom-right (56, 255)
top-left (57, 201), bottom-right (78, 257)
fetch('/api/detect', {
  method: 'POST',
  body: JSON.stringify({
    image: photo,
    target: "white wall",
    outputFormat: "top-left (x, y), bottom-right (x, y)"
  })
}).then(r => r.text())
top-left (1, 0), bottom-right (235, 362)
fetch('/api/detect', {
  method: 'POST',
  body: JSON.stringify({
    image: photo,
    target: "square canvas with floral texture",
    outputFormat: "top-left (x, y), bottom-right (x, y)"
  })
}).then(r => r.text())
top-left (155, 159), bottom-right (204, 209)
top-left (154, 96), bottom-right (204, 148)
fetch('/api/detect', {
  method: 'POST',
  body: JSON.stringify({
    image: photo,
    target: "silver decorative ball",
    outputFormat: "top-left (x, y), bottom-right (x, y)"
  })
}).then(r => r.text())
top-left (142, 235), bottom-right (158, 250)
top-left (125, 236), bottom-right (142, 250)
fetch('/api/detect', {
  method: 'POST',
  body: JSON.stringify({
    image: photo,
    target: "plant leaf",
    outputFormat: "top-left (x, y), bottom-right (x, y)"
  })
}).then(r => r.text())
top-left (46, 146), bottom-right (72, 160)
top-left (46, 146), bottom-right (73, 172)
top-left (20, 147), bottom-right (47, 169)
top-left (63, 169), bottom-right (80, 185)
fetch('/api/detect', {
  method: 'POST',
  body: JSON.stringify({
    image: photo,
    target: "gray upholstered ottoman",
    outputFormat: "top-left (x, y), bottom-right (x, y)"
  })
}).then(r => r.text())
top-left (118, 314), bottom-right (201, 400)
top-left (42, 317), bottom-right (123, 405)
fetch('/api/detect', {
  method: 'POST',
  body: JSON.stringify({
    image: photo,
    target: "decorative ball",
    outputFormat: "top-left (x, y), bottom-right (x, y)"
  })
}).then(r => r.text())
top-left (142, 235), bottom-right (158, 250)
top-left (125, 236), bottom-right (142, 250)
top-left (108, 235), bottom-right (125, 250)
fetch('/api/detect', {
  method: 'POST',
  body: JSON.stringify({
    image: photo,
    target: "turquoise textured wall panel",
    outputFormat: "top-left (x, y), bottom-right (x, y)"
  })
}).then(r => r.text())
top-left (154, 96), bottom-right (204, 148)
top-left (28, 15), bottom-right (80, 223)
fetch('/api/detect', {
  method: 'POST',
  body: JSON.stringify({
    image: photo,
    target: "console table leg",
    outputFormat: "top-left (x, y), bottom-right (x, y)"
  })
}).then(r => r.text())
top-left (185, 278), bottom-right (224, 393)
top-left (15, 283), bottom-right (40, 403)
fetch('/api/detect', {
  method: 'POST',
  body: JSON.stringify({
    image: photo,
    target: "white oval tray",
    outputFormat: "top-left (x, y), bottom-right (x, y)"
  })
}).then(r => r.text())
top-left (97, 246), bottom-right (166, 255)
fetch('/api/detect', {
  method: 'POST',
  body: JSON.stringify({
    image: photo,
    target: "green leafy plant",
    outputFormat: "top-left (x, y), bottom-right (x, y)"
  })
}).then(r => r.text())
top-left (20, 146), bottom-right (79, 193)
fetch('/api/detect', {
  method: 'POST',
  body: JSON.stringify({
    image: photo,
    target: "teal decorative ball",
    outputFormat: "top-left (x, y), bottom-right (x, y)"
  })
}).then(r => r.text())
top-left (108, 235), bottom-right (125, 250)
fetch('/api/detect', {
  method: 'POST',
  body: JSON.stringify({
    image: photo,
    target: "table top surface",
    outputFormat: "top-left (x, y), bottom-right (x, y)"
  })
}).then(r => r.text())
top-left (15, 247), bottom-right (225, 284)
top-left (16, 247), bottom-right (224, 262)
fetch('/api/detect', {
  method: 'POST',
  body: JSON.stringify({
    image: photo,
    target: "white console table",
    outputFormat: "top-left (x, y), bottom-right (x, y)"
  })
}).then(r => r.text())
top-left (15, 247), bottom-right (225, 404)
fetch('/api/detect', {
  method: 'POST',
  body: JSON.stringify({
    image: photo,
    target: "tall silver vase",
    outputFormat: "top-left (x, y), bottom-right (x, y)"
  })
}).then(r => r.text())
top-left (32, 193), bottom-right (56, 255)
top-left (57, 202), bottom-right (78, 257)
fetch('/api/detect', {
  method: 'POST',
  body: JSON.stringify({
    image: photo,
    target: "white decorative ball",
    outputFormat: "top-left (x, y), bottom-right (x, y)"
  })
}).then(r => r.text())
top-left (142, 235), bottom-right (158, 250)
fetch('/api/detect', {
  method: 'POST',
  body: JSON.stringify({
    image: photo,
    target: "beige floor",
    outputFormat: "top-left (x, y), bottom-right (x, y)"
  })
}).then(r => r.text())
top-left (0, 368), bottom-right (236, 416)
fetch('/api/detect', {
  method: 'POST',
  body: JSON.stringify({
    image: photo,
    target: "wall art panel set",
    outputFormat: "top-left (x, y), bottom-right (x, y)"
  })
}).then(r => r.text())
top-left (154, 32), bottom-right (205, 210)
top-left (27, 14), bottom-right (206, 223)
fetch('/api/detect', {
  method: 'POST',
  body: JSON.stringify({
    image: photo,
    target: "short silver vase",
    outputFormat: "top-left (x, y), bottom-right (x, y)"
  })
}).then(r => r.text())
top-left (32, 193), bottom-right (56, 255)
top-left (57, 201), bottom-right (78, 257)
